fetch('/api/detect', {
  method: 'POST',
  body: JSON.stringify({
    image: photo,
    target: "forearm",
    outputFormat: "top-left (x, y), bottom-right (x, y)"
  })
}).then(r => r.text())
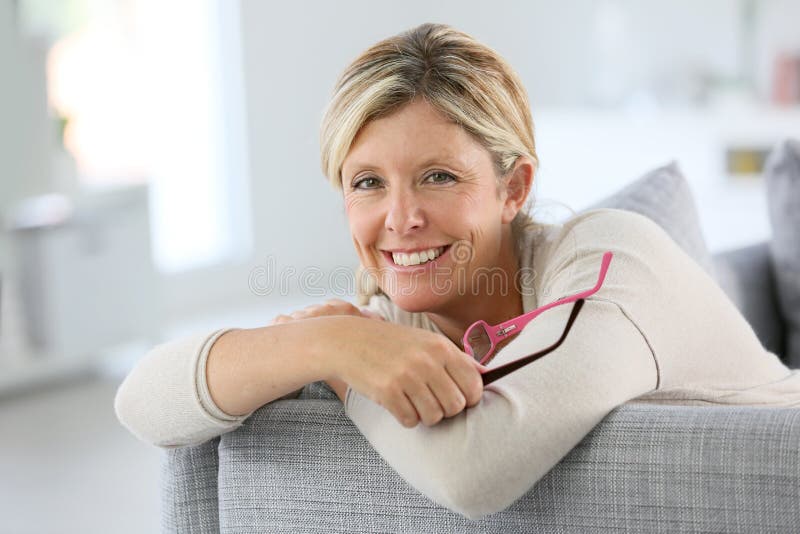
top-left (344, 298), bottom-right (658, 519)
top-left (206, 319), bottom-right (333, 416)
top-left (115, 328), bottom-right (255, 448)
top-left (325, 376), bottom-right (349, 403)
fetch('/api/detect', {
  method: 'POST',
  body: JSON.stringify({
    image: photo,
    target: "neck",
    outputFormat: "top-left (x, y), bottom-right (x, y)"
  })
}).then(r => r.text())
top-left (425, 226), bottom-right (525, 350)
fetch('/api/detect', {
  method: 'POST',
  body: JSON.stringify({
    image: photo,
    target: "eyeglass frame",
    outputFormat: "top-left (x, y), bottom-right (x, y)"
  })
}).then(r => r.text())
top-left (479, 298), bottom-right (585, 385)
top-left (462, 251), bottom-right (614, 382)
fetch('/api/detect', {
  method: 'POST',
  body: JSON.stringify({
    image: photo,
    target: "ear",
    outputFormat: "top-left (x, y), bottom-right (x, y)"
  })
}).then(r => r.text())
top-left (501, 156), bottom-right (534, 224)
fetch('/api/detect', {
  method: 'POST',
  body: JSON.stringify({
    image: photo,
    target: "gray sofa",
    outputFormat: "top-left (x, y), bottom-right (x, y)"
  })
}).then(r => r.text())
top-left (160, 166), bottom-right (800, 533)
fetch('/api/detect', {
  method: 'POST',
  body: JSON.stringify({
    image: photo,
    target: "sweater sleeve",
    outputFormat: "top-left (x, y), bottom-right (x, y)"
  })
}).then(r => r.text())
top-left (114, 327), bottom-right (257, 448)
top-left (345, 297), bottom-right (658, 519)
top-left (343, 211), bottom-right (662, 519)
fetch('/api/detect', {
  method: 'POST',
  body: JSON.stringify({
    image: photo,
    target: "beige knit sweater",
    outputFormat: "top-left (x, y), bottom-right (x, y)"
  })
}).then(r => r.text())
top-left (114, 208), bottom-right (800, 518)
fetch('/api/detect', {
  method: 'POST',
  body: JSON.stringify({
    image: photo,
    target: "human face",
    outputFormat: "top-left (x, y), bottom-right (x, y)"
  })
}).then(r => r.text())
top-left (341, 98), bottom-right (519, 313)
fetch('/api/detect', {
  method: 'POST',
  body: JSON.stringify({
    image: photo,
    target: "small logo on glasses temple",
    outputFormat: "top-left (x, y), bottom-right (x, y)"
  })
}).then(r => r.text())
top-left (496, 325), bottom-right (518, 337)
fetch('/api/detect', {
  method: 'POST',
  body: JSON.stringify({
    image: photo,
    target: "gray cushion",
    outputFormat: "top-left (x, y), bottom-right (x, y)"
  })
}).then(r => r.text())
top-left (586, 162), bottom-right (715, 276)
top-left (214, 398), bottom-right (800, 533)
top-left (765, 139), bottom-right (800, 369)
top-left (713, 242), bottom-right (786, 359)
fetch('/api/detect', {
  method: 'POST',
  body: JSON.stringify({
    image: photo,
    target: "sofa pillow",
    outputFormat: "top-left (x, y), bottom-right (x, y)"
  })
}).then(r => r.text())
top-left (765, 138), bottom-right (800, 369)
top-left (584, 162), bottom-right (715, 276)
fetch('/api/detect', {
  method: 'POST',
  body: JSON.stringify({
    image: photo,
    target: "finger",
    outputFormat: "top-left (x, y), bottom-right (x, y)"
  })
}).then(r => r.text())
top-left (360, 309), bottom-right (386, 321)
top-left (305, 300), bottom-right (351, 316)
top-left (324, 300), bottom-right (361, 315)
top-left (471, 358), bottom-right (490, 373)
top-left (384, 390), bottom-right (420, 428)
top-left (298, 305), bottom-right (322, 315)
top-left (375, 386), bottom-right (419, 428)
top-left (324, 298), bottom-right (350, 307)
top-left (425, 366), bottom-right (467, 418)
top-left (445, 352), bottom-right (485, 408)
top-left (404, 379), bottom-right (445, 427)
top-left (271, 314), bottom-right (293, 324)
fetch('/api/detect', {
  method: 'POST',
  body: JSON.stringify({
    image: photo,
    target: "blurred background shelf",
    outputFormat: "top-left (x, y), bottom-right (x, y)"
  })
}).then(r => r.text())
top-left (0, 348), bottom-right (105, 398)
top-left (0, 293), bottom-right (316, 400)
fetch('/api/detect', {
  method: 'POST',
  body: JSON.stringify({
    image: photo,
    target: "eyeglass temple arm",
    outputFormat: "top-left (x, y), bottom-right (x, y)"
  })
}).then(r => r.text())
top-left (489, 251), bottom-right (612, 336)
top-left (480, 299), bottom-right (585, 386)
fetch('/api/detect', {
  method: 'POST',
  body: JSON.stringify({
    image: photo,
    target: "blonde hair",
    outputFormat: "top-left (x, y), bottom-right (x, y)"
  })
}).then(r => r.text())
top-left (319, 23), bottom-right (540, 304)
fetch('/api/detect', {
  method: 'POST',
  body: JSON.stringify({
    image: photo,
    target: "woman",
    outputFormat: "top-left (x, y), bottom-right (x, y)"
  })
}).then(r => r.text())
top-left (115, 23), bottom-right (800, 519)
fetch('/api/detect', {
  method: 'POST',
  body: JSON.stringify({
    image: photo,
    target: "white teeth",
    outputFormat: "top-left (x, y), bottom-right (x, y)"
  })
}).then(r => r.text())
top-left (391, 246), bottom-right (445, 266)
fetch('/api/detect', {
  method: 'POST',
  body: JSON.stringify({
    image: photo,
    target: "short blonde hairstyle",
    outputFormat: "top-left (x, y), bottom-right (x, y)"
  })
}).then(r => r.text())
top-left (319, 22), bottom-right (540, 304)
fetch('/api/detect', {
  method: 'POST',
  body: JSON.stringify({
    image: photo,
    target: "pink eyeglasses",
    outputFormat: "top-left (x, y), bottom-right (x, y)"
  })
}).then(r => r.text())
top-left (463, 251), bottom-right (614, 385)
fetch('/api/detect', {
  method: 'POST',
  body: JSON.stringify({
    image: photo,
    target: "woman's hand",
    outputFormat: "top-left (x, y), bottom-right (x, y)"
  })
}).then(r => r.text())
top-left (270, 298), bottom-right (385, 325)
top-left (269, 299), bottom-right (384, 403)
top-left (315, 315), bottom-right (485, 429)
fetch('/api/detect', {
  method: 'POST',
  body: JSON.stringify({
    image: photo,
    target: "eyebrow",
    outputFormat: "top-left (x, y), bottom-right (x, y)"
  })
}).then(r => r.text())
top-left (344, 155), bottom-right (465, 180)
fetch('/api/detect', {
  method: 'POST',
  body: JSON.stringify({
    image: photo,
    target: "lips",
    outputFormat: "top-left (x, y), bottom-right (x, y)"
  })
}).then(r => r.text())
top-left (382, 244), bottom-right (452, 254)
top-left (381, 244), bottom-right (453, 270)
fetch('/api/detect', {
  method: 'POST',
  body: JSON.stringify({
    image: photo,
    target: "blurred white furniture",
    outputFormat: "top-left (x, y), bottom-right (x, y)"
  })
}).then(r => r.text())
top-left (0, 184), bottom-right (160, 395)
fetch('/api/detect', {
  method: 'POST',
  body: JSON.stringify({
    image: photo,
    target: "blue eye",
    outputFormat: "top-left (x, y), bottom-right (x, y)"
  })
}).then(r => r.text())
top-left (352, 177), bottom-right (381, 190)
top-left (351, 172), bottom-right (455, 190)
top-left (425, 172), bottom-right (456, 184)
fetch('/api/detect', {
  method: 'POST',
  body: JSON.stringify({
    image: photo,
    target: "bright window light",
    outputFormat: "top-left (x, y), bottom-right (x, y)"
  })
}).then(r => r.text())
top-left (41, 0), bottom-right (252, 274)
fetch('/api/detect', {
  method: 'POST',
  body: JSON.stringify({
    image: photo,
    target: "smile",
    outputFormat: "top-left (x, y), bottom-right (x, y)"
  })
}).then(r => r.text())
top-left (381, 244), bottom-right (453, 269)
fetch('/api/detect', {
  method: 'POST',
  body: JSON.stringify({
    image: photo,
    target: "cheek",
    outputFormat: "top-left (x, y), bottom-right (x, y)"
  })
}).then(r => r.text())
top-left (458, 193), bottom-right (504, 252)
top-left (345, 204), bottom-right (380, 249)
top-left (449, 191), bottom-right (491, 228)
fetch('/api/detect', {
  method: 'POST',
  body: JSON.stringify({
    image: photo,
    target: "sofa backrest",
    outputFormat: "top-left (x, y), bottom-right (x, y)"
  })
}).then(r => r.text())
top-left (169, 397), bottom-right (800, 532)
top-left (712, 242), bottom-right (786, 361)
top-left (160, 437), bottom-right (221, 533)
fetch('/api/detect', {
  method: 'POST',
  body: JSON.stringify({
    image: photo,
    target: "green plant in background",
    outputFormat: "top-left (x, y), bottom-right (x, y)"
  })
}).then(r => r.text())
top-left (54, 114), bottom-right (68, 148)
top-left (17, 0), bottom-right (89, 42)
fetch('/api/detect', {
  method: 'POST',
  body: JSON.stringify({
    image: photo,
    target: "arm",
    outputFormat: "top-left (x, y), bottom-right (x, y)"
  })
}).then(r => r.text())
top-left (342, 211), bottom-right (676, 519)
top-left (264, 297), bottom-right (387, 405)
top-left (344, 296), bottom-right (658, 519)
top-left (117, 285), bottom-right (450, 448)
top-left (115, 318), bottom-right (343, 448)
top-left (326, 376), bottom-right (349, 403)
top-left (205, 321), bottom-right (331, 416)
top-left (116, 292), bottom-right (482, 453)
top-left (317, 309), bottom-right (484, 429)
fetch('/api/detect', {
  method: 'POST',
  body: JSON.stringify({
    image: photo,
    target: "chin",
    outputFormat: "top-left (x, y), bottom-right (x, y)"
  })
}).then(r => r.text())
top-left (384, 289), bottom-right (448, 314)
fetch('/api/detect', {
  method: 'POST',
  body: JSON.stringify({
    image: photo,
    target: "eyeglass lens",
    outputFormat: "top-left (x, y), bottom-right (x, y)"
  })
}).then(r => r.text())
top-left (466, 325), bottom-right (492, 362)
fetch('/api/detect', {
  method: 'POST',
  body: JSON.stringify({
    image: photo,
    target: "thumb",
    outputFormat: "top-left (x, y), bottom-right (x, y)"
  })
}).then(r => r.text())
top-left (469, 356), bottom-right (489, 373)
top-left (360, 309), bottom-right (386, 321)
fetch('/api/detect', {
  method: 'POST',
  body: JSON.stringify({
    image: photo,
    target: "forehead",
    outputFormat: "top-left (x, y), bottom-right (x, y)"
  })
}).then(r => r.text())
top-left (342, 100), bottom-right (488, 177)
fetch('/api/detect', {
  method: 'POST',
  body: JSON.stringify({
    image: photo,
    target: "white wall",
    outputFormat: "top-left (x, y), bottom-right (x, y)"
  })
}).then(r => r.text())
top-left (0, 0), bottom-right (53, 268)
top-left (3, 0), bottom-right (799, 322)
top-left (234, 0), bottom-right (799, 305)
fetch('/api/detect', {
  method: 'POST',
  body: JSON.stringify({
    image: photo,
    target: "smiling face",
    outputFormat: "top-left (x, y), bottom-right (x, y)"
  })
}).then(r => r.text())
top-left (341, 98), bottom-right (525, 314)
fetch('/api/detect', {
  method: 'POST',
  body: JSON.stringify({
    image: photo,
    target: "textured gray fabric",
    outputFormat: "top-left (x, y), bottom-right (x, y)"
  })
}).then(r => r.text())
top-left (297, 379), bottom-right (340, 401)
top-left (765, 138), bottom-right (800, 369)
top-left (713, 242), bottom-right (786, 361)
top-left (587, 162), bottom-right (715, 276)
top-left (216, 399), bottom-right (800, 533)
top-left (159, 382), bottom-right (339, 533)
top-left (160, 437), bottom-right (221, 533)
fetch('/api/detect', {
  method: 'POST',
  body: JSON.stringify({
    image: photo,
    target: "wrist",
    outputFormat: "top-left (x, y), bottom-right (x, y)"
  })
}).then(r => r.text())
top-left (305, 315), bottom-right (362, 382)
top-left (325, 377), bottom-right (349, 403)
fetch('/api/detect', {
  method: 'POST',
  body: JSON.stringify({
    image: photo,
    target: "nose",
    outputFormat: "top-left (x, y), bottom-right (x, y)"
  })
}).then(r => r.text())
top-left (384, 188), bottom-right (426, 234)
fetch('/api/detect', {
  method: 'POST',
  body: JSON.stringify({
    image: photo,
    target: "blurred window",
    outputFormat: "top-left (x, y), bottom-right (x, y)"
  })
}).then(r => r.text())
top-left (21, 0), bottom-right (252, 274)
